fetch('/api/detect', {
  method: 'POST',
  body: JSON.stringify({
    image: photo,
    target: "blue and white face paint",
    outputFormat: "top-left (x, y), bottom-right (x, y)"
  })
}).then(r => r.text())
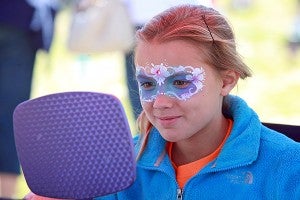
top-left (136, 63), bottom-right (206, 102)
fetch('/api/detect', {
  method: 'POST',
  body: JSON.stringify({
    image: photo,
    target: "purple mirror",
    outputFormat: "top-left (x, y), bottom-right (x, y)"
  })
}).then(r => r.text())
top-left (13, 92), bottom-right (136, 199)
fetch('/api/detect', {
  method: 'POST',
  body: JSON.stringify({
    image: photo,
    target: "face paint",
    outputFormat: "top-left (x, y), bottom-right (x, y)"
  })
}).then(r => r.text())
top-left (136, 63), bottom-right (206, 102)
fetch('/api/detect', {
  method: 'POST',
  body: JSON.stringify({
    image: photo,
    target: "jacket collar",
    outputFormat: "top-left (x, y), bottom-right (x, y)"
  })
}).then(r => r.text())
top-left (202, 95), bottom-right (261, 172)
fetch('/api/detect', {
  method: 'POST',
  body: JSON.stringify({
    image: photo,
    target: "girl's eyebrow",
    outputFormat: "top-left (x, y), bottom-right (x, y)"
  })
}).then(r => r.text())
top-left (136, 74), bottom-right (154, 79)
top-left (170, 72), bottom-right (191, 76)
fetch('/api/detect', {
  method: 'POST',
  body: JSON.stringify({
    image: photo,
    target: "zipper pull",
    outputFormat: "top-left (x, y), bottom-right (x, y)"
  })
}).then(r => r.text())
top-left (177, 188), bottom-right (183, 200)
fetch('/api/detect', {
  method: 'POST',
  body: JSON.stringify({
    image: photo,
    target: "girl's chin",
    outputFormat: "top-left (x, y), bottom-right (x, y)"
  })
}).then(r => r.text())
top-left (159, 130), bottom-right (181, 142)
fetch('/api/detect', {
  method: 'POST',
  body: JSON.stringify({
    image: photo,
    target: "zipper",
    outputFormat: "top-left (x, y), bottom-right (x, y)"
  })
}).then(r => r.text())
top-left (138, 164), bottom-right (183, 199)
top-left (177, 188), bottom-right (183, 200)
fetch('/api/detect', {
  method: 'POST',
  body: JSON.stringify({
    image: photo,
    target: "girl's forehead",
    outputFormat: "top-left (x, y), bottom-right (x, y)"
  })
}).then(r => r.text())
top-left (136, 63), bottom-right (205, 79)
top-left (136, 62), bottom-right (204, 71)
top-left (139, 62), bottom-right (171, 68)
top-left (135, 40), bottom-right (207, 67)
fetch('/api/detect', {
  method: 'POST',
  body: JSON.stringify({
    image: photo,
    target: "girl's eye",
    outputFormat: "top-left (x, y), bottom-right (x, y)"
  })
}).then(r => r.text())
top-left (140, 82), bottom-right (155, 90)
top-left (173, 80), bottom-right (190, 88)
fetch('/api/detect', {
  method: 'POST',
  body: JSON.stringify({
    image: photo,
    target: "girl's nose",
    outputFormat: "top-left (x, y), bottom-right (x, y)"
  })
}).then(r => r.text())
top-left (153, 94), bottom-right (173, 109)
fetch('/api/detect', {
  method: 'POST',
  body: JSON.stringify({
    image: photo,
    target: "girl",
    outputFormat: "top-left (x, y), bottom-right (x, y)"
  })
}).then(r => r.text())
top-left (99, 4), bottom-right (300, 199)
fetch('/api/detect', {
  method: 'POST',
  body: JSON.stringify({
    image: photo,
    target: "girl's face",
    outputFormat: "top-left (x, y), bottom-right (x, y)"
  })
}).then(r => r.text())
top-left (135, 40), bottom-right (230, 142)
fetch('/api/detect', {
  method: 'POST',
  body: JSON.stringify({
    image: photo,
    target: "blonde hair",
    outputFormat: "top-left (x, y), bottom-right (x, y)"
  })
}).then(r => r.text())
top-left (134, 4), bottom-right (251, 159)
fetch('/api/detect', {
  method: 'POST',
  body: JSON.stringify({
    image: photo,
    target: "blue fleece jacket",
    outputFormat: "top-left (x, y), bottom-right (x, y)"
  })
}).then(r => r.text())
top-left (97, 95), bottom-right (300, 199)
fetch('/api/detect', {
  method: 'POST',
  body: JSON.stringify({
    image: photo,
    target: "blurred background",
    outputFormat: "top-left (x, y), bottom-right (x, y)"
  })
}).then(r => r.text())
top-left (11, 0), bottom-right (300, 198)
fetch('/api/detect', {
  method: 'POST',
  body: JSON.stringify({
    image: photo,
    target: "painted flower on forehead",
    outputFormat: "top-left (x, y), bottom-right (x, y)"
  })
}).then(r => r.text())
top-left (150, 63), bottom-right (170, 85)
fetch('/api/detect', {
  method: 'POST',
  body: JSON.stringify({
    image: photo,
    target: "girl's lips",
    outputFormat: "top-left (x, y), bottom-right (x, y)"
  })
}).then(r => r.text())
top-left (156, 116), bottom-right (181, 127)
top-left (158, 116), bottom-right (179, 120)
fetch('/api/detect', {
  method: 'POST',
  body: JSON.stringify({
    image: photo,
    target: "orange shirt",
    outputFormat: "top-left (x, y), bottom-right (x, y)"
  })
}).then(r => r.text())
top-left (167, 119), bottom-right (233, 188)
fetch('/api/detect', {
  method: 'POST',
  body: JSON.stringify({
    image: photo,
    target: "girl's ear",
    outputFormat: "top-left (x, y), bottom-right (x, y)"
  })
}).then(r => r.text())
top-left (220, 69), bottom-right (239, 96)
